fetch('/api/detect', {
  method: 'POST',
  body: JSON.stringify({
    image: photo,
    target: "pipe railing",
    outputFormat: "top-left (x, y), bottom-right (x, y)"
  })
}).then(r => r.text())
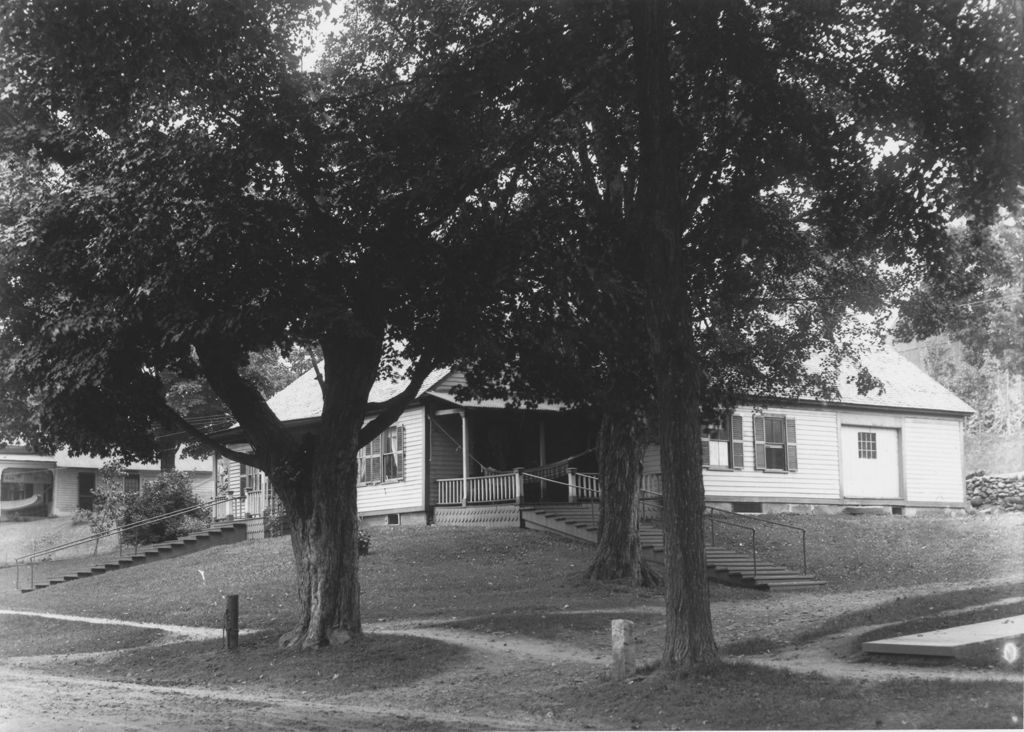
top-left (703, 512), bottom-right (758, 577)
top-left (705, 506), bottom-right (807, 574)
top-left (14, 495), bottom-right (232, 569)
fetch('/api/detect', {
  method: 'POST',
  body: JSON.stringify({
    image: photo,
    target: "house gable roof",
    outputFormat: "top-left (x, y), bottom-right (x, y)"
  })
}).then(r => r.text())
top-left (265, 365), bottom-right (452, 423)
top-left (263, 348), bottom-right (973, 425)
top-left (820, 348), bottom-right (973, 415)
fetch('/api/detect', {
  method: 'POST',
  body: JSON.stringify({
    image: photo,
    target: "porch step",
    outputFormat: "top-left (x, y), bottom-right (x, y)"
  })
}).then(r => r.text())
top-left (522, 506), bottom-right (825, 592)
top-left (16, 522), bottom-right (248, 593)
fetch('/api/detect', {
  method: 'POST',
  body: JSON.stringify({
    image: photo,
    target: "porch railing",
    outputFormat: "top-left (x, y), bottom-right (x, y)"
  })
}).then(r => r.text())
top-left (436, 471), bottom-right (521, 505)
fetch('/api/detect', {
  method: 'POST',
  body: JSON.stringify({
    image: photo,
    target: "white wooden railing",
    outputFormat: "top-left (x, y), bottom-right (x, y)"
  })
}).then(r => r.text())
top-left (572, 471), bottom-right (601, 502)
top-left (436, 471), bottom-right (522, 505)
top-left (434, 470), bottom-right (660, 508)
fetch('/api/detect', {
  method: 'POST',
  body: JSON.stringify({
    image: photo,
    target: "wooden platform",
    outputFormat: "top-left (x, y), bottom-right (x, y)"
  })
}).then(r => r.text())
top-left (862, 615), bottom-right (1024, 660)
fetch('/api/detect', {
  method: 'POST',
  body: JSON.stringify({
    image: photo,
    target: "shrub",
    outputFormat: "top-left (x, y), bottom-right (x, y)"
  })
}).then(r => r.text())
top-left (92, 461), bottom-right (209, 550)
top-left (71, 508), bottom-right (93, 526)
top-left (264, 508), bottom-right (290, 538)
top-left (358, 529), bottom-right (371, 556)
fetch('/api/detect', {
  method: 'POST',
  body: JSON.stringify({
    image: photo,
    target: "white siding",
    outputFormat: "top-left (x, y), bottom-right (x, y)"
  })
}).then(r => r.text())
top-left (643, 405), bottom-right (842, 501)
top-left (643, 405), bottom-right (967, 506)
top-left (902, 416), bottom-right (966, 503)
top-left (357, 405), bottom-right (427, 515)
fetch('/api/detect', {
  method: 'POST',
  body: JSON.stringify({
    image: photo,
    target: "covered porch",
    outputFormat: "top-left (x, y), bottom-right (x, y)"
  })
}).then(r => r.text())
top-left (426, 399), bottom-right (597, 509)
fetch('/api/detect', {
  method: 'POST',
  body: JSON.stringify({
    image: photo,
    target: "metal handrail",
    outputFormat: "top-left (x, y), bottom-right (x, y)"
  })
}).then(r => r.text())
top-left (705, 506), bottom-right (807, 573)
top-left (703, 514), bottom-right (758, 578)
top-left (14, 494), bottom-right (232, 565)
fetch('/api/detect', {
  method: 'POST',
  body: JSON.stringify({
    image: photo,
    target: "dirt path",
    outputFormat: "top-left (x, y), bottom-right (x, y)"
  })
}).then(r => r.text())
top-left (2, 579), bottom-right (1020, 730)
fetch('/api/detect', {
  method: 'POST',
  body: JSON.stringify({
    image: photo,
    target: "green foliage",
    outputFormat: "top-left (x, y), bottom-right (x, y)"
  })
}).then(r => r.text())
top-left (899, 208), bottom-right (1024, 378)
top-left (91, 461), bottom-right (208, 549)
top-left (358, 529), bottom-right (371, 557)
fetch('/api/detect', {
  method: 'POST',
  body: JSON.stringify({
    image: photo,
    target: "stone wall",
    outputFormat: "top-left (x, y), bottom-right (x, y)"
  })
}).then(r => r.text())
top-left (966, 472), bottom-right (1024, 511)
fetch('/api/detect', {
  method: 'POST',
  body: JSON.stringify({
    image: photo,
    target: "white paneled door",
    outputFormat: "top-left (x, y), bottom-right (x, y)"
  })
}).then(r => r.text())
top-left (841, 426), bottom-right (901, 499)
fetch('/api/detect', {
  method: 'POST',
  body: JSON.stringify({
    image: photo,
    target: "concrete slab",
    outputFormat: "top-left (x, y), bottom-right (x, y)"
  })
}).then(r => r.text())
top-left (862, 615), bottom-right (1024, 659)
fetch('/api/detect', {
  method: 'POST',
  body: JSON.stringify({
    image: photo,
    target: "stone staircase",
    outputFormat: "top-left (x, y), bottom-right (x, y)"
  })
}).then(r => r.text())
top-left (18, 522), bottom-right (247, 593)
top-left (522, 505), bottom-right (825, 591)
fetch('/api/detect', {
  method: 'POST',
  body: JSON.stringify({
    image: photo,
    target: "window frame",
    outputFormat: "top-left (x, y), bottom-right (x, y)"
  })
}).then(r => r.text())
top-left (701, 413), bottom-right (744, 471)
top-left (752, 413), bottom-right (798, 473)
top-left (358, 424), bottom-right (406, 486)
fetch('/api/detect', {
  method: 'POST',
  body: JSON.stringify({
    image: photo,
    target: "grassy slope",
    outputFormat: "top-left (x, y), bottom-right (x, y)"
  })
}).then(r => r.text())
top-left (0, 514), bottom-right (1021, 730)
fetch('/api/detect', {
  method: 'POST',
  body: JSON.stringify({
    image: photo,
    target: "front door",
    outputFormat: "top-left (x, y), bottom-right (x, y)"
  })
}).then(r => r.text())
top-left (841, 426), bottom-right (901, 499)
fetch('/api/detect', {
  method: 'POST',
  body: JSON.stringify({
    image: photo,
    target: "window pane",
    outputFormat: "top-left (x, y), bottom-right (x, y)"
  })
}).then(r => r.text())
top-left (764, 417), bottom-right (787, 444)
top-left (383, 454), bottom-right (398, 480)
top-left (765, 445), bottom-right (787, 470)
top-left (708, 440), bottom-right (730, 467)
top-left (857, 431), bottom-right (877, 459)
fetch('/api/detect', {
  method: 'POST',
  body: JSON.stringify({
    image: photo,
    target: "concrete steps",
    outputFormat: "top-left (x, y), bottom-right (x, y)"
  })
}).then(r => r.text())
top-left (523, 506), bottom-right (825, 592)
top-left (18, 522), bottom-right (247, 593)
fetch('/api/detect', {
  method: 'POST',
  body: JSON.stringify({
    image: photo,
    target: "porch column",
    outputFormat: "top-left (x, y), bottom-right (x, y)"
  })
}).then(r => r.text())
top-left (567, 467), bottom-right (578, 504)
top-left (514, 467), bottom-right (524, 506)
top-left (460, 409), bottom-right (469, 507)
top-left (538, 420), bottom-right (547, 466)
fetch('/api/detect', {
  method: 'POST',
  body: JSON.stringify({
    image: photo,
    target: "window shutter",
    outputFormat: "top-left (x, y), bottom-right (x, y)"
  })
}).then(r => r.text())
top-left (730, 414), bottom-right (744, 469)
top-left (701, 437), bottom-right (710, 466)
top-left (396, 425), bottom-right (405, 479)
top-left (785, 417), bottom-right (798, 472)
top-left (753, 415), bottom-right (766, 470)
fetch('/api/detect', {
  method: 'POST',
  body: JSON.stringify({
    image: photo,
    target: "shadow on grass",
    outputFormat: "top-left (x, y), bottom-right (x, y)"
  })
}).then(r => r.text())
top-left (0, 615), bottom-right (164, 657)
top-left (440, 608), bottom-right (664, 642)
top-left (721, 581), bottom-right (1024, 657)
top-left (571, 661), bottom-right (1023, 730)
top-left (25, 629), bottom-right (469, 695)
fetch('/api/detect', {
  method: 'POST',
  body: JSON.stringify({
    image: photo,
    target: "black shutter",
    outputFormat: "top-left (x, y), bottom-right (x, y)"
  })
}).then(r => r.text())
top-left (730, 414), bottom-right (744, 469)
top-left (785, 417), bottom-right (798, 472)
top-left (753, 415), bottom-right (766, 470)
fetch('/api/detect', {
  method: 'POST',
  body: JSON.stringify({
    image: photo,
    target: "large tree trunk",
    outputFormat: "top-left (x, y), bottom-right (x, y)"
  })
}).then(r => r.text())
top-left (585, 408), bottom-right (657, 585)
top-left (277, 437), bottom-right (363, 649)
top-left (630, 0), bottom-right (718, 671)
top-left (275, 332), bottom-right (382, 649)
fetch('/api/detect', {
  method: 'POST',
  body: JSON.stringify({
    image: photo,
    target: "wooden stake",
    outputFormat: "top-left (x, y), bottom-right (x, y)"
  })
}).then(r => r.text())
top-left (225, 594), bottom-right (239, 650)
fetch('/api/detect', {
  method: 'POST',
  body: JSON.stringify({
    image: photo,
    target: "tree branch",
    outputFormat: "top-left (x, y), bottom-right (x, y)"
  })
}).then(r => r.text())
top-left (358, 358), bottom-right (436, 447)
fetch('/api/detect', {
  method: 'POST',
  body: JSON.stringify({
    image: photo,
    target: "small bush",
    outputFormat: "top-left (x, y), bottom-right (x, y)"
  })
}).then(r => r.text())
top-left (264, 509), bottom-right (290, 538)
top-left (92, 462), bottom-right (209, 550)
top-left (176, 515), bottom-right (209, 537)
top-left (71, 508), bottom-right (93, 526)
top-left (358, 529), bottom-right (371, 556)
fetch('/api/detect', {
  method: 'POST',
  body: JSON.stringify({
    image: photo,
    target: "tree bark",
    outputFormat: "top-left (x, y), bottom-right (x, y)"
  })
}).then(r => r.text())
top-left (275, 330), bottom-right (382, 649)
top-left (585, 408), bottom-right (658, 585)
top-left (629, 0), bottom-right (718, 671)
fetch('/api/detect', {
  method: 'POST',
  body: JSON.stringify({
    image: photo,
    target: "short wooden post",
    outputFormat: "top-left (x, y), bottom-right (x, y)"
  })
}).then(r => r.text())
top-left (225, 594), bottom-right (239, 650)
top-left (567, 467), bottom-right (578, 504)
top-left (610, 619), bottom-right (635, 680)
top-left (514, 467), bottom-right (524, 506)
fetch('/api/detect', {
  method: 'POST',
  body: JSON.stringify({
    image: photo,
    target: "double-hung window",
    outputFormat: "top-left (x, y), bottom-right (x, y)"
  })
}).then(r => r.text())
top-left (753, 414), bottom-right (798, 472)
top-left (701, 414), bottom-right (744, 469)
top-left (358, 425), bottom-right (405, 485)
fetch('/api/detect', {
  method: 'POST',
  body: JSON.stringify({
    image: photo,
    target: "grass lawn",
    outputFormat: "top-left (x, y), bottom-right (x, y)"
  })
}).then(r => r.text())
top-left (0, 513), bottom-right (1021, 729)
